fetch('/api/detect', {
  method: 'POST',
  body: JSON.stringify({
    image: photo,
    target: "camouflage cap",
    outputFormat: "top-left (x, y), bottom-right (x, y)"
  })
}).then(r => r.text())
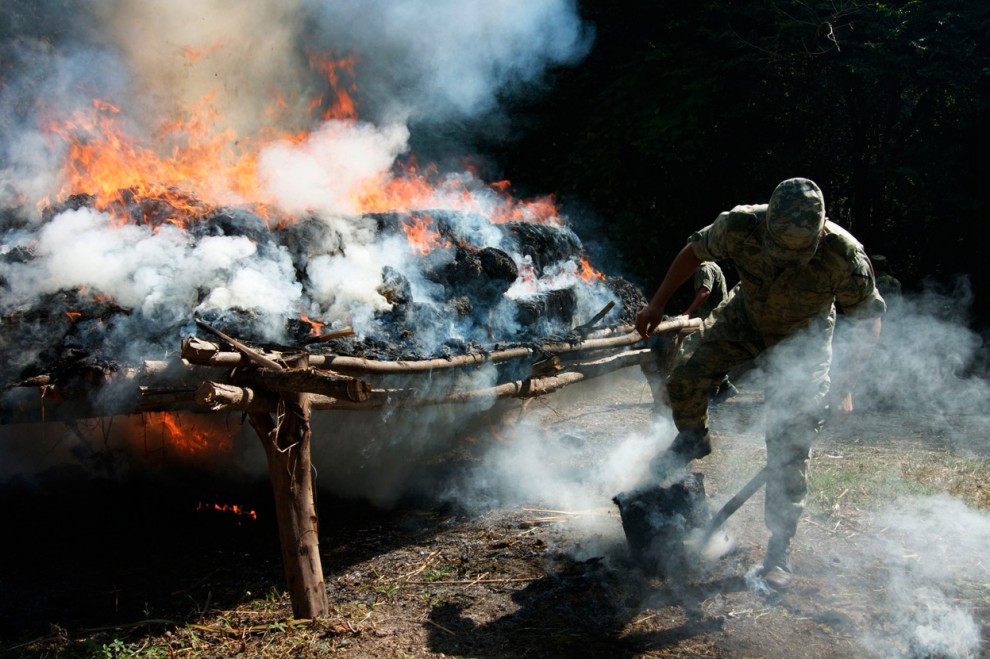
top-left (764, 178), bottom-right (825, 265)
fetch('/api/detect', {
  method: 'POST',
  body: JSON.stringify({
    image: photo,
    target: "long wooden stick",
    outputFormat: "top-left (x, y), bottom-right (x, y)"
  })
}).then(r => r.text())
top-left (194, 319), bottom-right (285, 371)
top-left (180, 318), bottom-right (700, 375)
top-left (193, 348), bottom-right (655, 412)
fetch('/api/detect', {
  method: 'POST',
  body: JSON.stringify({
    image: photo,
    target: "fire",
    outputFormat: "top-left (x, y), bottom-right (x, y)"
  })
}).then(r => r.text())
top-left (486, 180), bottom-right (560, 225)
top-left (354, 160), bottom-right (563, 226)
top-left (577, 256), bottom-right (606, 282)
top-left (309, 52), bottom-right (358, 122)
top-left (197, 501), bottom-right (258, 521)
top-left (299, 313), bottom-right (326, 337)
top-left (65, 311), bottom-right (82, 322)
top-left (47, 96), bottom-right (263, 227)
top-left (181, 41), bottom-right (223, 64)
top-left (42, 49), bottom-right (580, 266)
top-left (401, 214), bottom-right (451, 256)
top-left (146, 412), bottom-right (234, 457)
top-left (43, 51), bottom-right (361, 228)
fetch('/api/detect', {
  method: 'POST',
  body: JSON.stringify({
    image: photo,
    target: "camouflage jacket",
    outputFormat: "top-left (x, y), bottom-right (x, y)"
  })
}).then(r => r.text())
top-left (692, 261), bottom-right (727, 319)
top-left (687, 204), bottom-right (885, 342)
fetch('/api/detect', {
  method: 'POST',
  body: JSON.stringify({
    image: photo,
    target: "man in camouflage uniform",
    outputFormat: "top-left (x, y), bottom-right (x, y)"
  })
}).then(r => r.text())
top-left (635, 178), bottom-right (885, 590)
top-left (682, 261), bottom-right (738, 403)
top-left (871, 254), bottom-right (902, 309)
top-left (684, 261), bottom-right (728, 319)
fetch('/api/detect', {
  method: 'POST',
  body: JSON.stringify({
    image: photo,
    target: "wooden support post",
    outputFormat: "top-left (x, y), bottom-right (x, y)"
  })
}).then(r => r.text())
top-left (246, 353), bottom-right (329, 619)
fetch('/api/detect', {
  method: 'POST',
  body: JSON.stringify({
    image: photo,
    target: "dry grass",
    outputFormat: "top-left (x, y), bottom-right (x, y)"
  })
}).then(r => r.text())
top-left (808, 444), bottom-right (990, 518)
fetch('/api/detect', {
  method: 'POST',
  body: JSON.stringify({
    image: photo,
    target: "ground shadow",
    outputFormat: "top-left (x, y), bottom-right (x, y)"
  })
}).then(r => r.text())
top-left (0, 464), bottom-right (462, 648)
top-left (424, 558), bottom-right (745, 658)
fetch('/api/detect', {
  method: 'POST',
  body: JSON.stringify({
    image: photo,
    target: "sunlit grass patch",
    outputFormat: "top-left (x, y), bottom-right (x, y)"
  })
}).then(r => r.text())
top-left (809, 445), bottom-right (990, 517)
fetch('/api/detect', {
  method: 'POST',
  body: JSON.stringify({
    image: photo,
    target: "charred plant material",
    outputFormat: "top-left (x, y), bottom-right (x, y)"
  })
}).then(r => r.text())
top-left (505, 221), bottom-right (582, 276)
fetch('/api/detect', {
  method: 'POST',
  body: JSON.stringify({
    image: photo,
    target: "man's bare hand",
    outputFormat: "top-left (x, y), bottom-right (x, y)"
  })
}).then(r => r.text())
top-left (635, 304), bottom-right (664, 339)
top-left (827, 391), bottom-right (854, 426)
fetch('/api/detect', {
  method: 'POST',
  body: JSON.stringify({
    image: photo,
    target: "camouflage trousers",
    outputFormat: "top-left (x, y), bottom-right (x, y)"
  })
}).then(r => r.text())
top-left (665, 315), bottom-right (832, 543)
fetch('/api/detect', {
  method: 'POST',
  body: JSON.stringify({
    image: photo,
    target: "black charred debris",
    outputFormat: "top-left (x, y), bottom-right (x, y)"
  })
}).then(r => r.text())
top-left (1, 197), bottom-right (646, 413)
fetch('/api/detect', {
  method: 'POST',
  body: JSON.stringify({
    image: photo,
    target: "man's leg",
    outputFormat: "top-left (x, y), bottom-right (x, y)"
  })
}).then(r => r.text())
top-left (759, 324), bottom-right (833, 589)
top-left (651, 337), bottom-right (758, 479)
top-left (762, 417), bottom-right (819, 588)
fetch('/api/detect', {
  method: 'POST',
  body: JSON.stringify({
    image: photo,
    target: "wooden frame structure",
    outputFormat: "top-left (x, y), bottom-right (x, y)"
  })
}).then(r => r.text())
top-left (2, 316), bottom-right (700, 618)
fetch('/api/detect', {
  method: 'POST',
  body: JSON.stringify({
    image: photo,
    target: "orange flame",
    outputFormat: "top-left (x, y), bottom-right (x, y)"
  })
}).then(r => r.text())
top-left (299, 312), bottom-right (326, 336)
top-left (181, 40), bottom-right (223, 64)
top-left (47, 95), bottom-right (264, 227)
top-left (577, 256), bottom-right (606, 282)
top-left (197, 501), bottom-right (258, 521)
top-left (401, 214), bottom-right (451, 255)
top-left (43, 51), bottom-right (573, 263)
top-left (149, 412), bottom-right (233, 457)
top-left (65, 310), bottom-right (82, 321)
top-left (309, 52), bottom-right (358, 122)
top-left (354, 161), bottom-right (563, 227)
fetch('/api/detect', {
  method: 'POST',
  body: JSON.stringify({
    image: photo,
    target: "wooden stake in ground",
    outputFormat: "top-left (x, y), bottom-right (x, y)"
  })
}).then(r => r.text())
top-left (246, 351), bottom-right (329, 619)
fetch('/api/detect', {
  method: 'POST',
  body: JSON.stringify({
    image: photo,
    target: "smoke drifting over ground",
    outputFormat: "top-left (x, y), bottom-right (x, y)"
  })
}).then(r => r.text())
top-left (860, 495), bottom-right (987, 657)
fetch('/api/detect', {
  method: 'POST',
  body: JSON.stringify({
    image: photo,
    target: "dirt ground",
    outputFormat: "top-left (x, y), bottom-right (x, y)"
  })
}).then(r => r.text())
top-left (3, 367), bottom-right (990, 658)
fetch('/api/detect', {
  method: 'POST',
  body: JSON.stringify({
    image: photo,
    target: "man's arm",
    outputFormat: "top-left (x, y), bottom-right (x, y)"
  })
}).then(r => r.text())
top-left (635, 244), bottom-right (702, 338)
top-left (828, 316), bottom-right (882, 424)
top-left (683, 287), bottom-right (711, 317)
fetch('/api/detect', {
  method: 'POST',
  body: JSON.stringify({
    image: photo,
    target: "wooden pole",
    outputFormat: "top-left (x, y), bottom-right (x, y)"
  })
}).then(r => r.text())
top-left (179, 318), bottom-right (702, 375)
top-left (246, 353), bottom-right (329, 619)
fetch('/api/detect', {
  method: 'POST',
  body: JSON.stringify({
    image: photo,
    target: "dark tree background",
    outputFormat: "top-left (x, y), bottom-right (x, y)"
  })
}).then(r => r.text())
top-left (481, 0), bottom-right (989, 327)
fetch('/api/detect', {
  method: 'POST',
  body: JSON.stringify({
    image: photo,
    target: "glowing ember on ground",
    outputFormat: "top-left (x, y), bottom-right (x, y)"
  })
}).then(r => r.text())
top-left (196, 502), bottom-right (258, 521)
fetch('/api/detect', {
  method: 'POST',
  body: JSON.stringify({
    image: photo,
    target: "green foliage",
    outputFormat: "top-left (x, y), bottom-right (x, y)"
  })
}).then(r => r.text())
top-left (101, 638), bottom-right (133, 658)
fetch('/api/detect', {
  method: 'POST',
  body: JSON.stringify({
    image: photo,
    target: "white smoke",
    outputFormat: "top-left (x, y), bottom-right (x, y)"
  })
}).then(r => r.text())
top-left (300, 0), bottom-right (593, 124)
top-left (1, 207), bottom-right (303, 342)
top-left (0, 0), bottom-right (618, 501)
top-left (0, 0), bottom-right (600, 355)
top-left (434, 370), bottom-right (675, 560)
top-left (860, 495), bottom-right (986, 658)
top-left (258, 120), bottom-right (411, 217)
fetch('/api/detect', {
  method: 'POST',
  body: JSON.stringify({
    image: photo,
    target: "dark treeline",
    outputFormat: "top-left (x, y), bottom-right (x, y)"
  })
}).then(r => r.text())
top-left (482, 0), bottom-right (990, 327)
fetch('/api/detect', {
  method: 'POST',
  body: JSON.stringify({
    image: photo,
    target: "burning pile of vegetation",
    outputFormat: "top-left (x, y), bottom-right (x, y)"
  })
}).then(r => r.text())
top-left (1, 189), bottom-right (644, 394)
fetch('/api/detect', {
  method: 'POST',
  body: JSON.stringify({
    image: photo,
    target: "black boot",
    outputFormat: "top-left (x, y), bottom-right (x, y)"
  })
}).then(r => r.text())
top-left (760, 534), bottom-right (793, 590)
top-left (649, 429), bottom-right (711, 480)
top-left (710, 377), bottom-right (738, 405)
